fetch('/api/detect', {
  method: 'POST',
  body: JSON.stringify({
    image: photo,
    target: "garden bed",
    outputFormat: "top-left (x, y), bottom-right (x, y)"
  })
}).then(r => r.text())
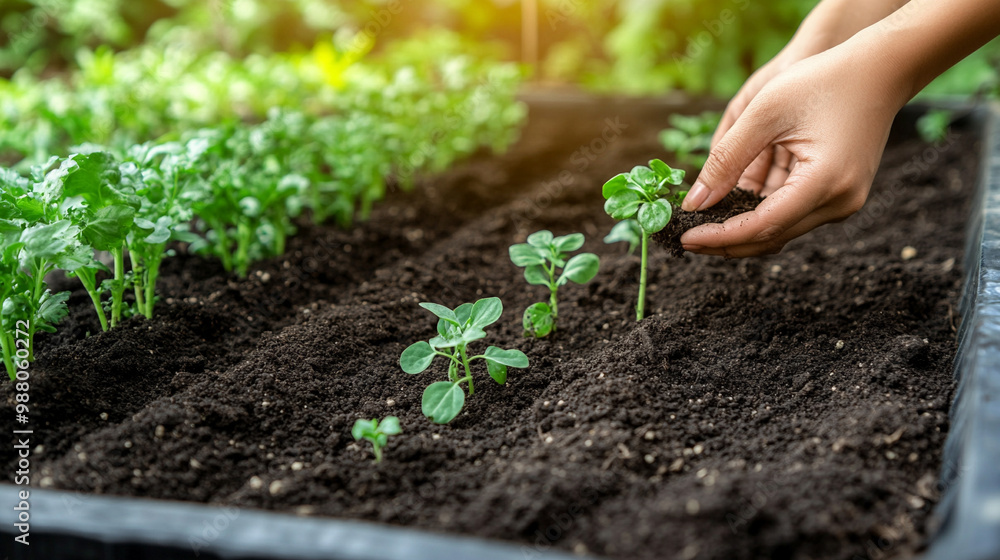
top-left (2, 99), bottom-right (982, 559)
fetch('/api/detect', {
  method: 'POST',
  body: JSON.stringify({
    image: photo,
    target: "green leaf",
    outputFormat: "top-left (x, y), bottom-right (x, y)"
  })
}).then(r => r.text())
top-left (524, 265), bottom-right (550, 286)
top-left (20, 220), bottom-right (77, 261)
top-left (419, 302), bottom-right (459, 325)
top-left (509, 243), bottom-right (547, 267)
top-left (469, 297), bottom-right (502, 329)
top-left (630, 166), bottom-right (656, 189)
top-left (486, 360), bottom-right (507, 384)
top-left (422, 382), bottom-right (465, 424)
top-left (400, 341), bottom-right (435, 373)
top-left (526, 230), bottom-right (554, 248)
top-left (602, 173), bottom-right (629, 198)
top-left (35, 290), bottom-right (69, 332)
top-left (483, 346), bottom-right (529, 368)
top-left (454, 303), bottom-right (474, 326)
top-left (604, 190), bottom-right (642, 220)
top-left (649, 158), bottom-right (672, 177)
top-left (558, 253), bottom-right (600, 286)
top-left (379, 416), bottom-right (401, 436)
top-left (352, 418), bottom-right (377, 440)
top-left (522, 302), bottom-right (554, 338)
top-left (604, 220), bottom-right (642, 254)
top-left (83, 205), bottom-right (135, 251)
top-left (637, 199), bottom-right (673, 234)
top-left (552, 233), bottom-right (585, 253)
top-left (462, 327), bottom-right (487, 343)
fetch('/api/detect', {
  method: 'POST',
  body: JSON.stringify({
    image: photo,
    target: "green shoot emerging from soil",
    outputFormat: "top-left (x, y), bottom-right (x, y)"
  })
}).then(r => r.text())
top-left (400, 297), bottom-right (529, 424)
top-left (658, 111), bottom-right (720, 171)
top-left (351, 416), bottom-right (401, 463)
top-left (604, 219), bottom-right (642, 255)
top-left (509, 231), bottom-right (599, 337)
top-left (602, 159), bottom-right (687, 321)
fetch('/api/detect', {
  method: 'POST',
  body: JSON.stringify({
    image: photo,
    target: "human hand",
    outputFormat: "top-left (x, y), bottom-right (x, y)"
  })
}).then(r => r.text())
top-left (678, 41), bottom-right (909, 257)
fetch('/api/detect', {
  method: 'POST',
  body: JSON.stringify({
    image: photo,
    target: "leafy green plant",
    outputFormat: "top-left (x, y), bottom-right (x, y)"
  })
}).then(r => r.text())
top-left (604, 219), bottom-right (642, 254)
top-left (351, 416), bottom-right (401, 463)
top-left (400, 297), bottom-right (528, 424)
top-left (602, 159), bottom-right (687, 321)
top-left (509, 231), bottom-right (599, 337)
top-left (659, 112), bottom-right (721, 171)
top-left (916, 109), bottom-right (953, 144)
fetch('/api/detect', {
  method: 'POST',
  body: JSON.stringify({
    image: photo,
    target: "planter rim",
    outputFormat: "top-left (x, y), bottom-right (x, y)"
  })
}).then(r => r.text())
top-left (922, 101), bottom-right (1000, 560)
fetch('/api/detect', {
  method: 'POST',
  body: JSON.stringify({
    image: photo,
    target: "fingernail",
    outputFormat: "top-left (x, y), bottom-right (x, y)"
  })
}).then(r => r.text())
top-left (682, 181), bottom-right (708, 212)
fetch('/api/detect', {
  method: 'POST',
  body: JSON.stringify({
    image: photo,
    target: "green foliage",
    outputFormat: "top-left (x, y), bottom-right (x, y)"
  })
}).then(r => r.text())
top-left (400, 298), bottom-right (528, 424)
top-left (603, 219), bottom-right (642, 254)
top-left (916, 109), bottom-right (953, 144)
top-left (509, 230), bottom-right (599, 337)
top-left (659, 112), bottom-right (721, 171)
top-left (602, 159), bottom-right (687, 321)
top-left (351, 416), bottom-right (401, 463)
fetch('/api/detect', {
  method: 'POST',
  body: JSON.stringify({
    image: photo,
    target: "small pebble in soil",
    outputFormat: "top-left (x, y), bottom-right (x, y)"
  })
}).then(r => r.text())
top-left (291, 462), bottom-right (303, 471)
top-left (124, 441), bottom-right (132, 448)
top-left (652, 188), bottom-right (763, 256)
top-left (386, 398), bottom-right (395, 406)
top-left (133, 469), bottom-right (142, 477)
top-left (836, 340), bottom-right (845, 350)
top-left (431, 433), bottom-right (440, 440)
top-left (544, 436), bottom-right (554, 444)
top-left (40, 477), bottom-right (53, 488)
top-left (154, 425), bottom-right (165, 438)
top-left (670, 458), bottom-right (684, 472)
top-left (644, 454), bottom-right (655, 464)
top-left (901, 246), bottom-right (918, 260)
top-left (693, 444), bottom-right (704, 455)
top-left (189, 458), bottom-right (201, 469)
top-left (644, 431), bottom-right (656, 441)
top-left (584, 439), bottom-right (593, 447)
top-left (296, 505), bottom-right (316, 516)
top-left (249, 476), bottom-right (263, 489)
top-left (99, 412), bottom-right (108, 421)
top-left (269, 480), bottom-right (284, 496)
top-left (685, 499), bottom-right (700, 515)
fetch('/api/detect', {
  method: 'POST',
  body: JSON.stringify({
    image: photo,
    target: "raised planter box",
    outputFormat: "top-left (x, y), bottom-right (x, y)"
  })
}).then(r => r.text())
top-left (922, 102), bottom-right (1000, 560)
top-left (1, 98), bottom-right (995, 560)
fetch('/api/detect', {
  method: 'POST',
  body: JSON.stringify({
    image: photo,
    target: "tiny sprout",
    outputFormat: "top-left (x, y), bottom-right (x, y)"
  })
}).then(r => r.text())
top-left (658, 111), bottom-right (720, 170)
top-left (509, 230), bottom-right (599, 337)
top-left (352, 416), bottom-right (401, 463)
top-left (603, 219), bottom-right (642, 254)
top-left (400, 298), bottom-right (529, 424)
top-left (602, 159), bottom-right (687, 321)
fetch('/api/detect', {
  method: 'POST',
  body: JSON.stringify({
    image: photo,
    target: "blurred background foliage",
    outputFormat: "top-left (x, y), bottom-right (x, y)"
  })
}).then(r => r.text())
top-left (1, 0), bottom-right (997, 98)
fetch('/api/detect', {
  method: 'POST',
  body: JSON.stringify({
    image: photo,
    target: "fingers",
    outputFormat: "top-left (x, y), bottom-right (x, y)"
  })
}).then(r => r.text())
top-left (679, 168), bottom-right (827, 249)
top-left (681, 211), bottom-right (835, 257)
top-left (682, 102), bottom-right (778, 213)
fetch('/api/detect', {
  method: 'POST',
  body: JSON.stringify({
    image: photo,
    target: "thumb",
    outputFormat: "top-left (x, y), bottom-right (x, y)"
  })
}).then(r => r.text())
top-left (682, 102), bottom-right (778, 212)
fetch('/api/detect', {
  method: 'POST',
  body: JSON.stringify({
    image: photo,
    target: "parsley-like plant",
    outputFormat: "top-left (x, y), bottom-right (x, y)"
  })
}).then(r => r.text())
top-left (351, 416), bottom-right (401, 463)
top-left (602, 159), bottom-right (687, 321)
top-left (509, 230), bottom-right (599, 337)
top-left (400, 297), bottom-right (528, 424)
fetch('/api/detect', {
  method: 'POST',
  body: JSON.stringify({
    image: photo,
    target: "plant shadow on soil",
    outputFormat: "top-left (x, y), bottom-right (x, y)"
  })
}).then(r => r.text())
top-left (2, 100), bottom-right (979, 560)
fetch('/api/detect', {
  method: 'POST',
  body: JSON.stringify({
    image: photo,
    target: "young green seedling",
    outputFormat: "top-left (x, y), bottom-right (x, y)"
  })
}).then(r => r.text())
top-left (509, 230), bottom-right (599, 337)
top-left (602, 159), bottom-right (687, 321)
top-left (658, 111), bottom-right (720, 170)
top-left (400, 297), bottom-right (528, 424)
top-left (351, 416), bottom-right (401, 463)
top-left (603, 219), bottom-right (642, 255)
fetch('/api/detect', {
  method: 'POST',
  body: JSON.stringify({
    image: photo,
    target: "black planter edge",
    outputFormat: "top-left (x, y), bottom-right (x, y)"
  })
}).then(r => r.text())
top-left (923, 102), bottom-right (1000, 560)
top-left (0, 484), bottom-right (589, 560)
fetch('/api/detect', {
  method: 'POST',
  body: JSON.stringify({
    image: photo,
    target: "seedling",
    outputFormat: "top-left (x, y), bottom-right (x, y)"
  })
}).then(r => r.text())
top-left (658, 111), bottom-right (720, 170)
top-left (351, 416), bottom-right (401, 463)
top-left (603, 219), bottom-right (642, 254)
top-left (509, 231), bottom-right (599, 337)
top-left (602, 159), bottom-right (687, 321)
top-left (400, 297), bottom-right (528, 424)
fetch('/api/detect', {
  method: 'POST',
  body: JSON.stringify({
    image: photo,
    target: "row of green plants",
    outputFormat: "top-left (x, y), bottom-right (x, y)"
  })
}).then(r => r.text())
top-left (351, 157), bottom-right (694, 460)
top-left (0, 48), bottom-right (525, 381)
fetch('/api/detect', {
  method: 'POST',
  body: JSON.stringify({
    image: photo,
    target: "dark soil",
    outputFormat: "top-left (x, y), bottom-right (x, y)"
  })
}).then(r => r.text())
top-left (653, 187), bottom-right (764, 256)
top-left (2, 99), bottom-right (979, 560)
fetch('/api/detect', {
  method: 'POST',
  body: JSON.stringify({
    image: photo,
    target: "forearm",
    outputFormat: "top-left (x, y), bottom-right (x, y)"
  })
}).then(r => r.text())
top-left (785, 0), bottom-right (910, 59)
top-left (861, 0), bottom-right (1000, 102)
